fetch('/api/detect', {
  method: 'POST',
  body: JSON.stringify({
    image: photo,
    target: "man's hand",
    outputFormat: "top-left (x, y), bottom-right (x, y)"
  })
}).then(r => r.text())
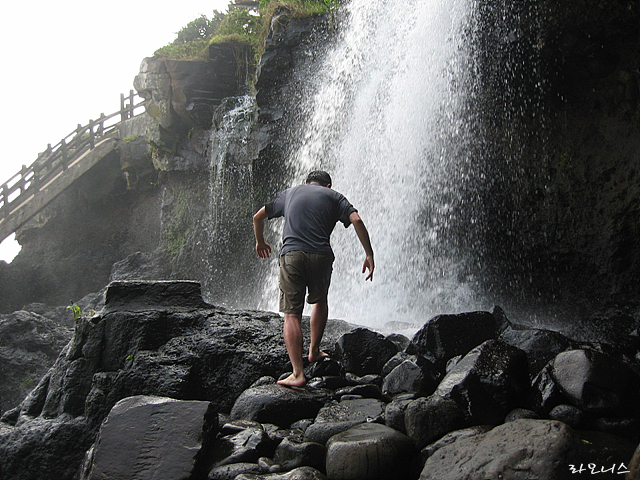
top-left (362, 255), bottom-right (374, 281)
top-left (256, 241), bottom-right (272, 259)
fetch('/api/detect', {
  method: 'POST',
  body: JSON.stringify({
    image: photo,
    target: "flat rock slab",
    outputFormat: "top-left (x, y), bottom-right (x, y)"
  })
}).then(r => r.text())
top-left (84, 395), bottom-right (215, 480)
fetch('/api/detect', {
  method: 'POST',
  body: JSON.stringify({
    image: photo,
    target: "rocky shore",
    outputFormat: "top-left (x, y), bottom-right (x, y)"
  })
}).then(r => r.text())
top-left (0, 280), bottom-right (638, 480)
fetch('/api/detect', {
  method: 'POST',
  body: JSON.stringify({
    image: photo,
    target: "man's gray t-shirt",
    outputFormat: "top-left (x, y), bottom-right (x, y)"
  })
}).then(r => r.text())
top-left (265, 183), bottom-right (357, 256)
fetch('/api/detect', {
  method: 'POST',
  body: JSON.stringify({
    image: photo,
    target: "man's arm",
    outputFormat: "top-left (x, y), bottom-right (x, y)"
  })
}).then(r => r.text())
top-left (253, 206), bottom-right (272, 258)
top-left (349, 211), bottom-right (374, 281)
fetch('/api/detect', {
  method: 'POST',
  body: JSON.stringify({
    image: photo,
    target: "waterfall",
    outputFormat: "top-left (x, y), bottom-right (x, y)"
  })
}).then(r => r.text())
top-left (260, 0), bottom-right (484, 332)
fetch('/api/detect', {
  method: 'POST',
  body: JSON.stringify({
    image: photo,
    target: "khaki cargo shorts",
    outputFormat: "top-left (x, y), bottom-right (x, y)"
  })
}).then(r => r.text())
top-left (278, 250), bottom-right (334, 315)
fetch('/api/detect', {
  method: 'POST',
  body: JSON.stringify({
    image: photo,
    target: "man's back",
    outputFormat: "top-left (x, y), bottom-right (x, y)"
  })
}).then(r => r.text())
top-left (266, 183), bottom-right (356, 256)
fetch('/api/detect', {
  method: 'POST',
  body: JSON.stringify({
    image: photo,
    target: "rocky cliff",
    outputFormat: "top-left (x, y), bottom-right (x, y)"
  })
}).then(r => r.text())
top-left (0, 281), bottom-right (638, 480)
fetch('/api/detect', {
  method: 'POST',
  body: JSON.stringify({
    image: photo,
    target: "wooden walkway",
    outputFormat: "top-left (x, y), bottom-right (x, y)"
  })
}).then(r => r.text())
top-left (0, 91), bottom-right (148, 243)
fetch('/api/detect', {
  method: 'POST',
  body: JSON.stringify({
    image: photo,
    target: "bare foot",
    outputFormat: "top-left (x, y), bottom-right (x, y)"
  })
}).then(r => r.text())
top-left (277, 372), bottom-right (306, 388)
top-left (308, 349), bottom-right (330, 363)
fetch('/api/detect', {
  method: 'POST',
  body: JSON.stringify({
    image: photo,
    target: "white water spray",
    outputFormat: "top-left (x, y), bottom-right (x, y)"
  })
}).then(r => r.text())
top-left (262, 0), bottom-right (485, 332)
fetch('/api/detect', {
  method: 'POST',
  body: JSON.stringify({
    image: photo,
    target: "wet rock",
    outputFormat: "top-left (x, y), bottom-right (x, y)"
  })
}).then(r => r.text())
top-left (80, 395), bottom-right (216, 480)
top-left (382, 358), bottom-right (439, 397)
top-left (435, 339), bottom-right (529, 424)
top-left (230, 384), bottom-right (330, 428)
top-left (210, 424), bottom-right (276, 468)
top-left (306, 358), bottom-right (341, 378)
top-left (236, 466), bottom-right (327, 480)
top-left (325, 423), bottom-right (416, 480)
top-left (410, 311), bottom-right (507, 369)
top-left (419, 419), bottom-right (635, 480)
top-left (0, 310), bottom-right (72, 415)
top-left (208, 463), bottom-right (263, 480)
top-left (315, 398), bottom-right (386, 424)
top-left (549, 403), bottom-right (589, 429)
top-left (334, 384), bottom-right (383, 400)
top-left (303, 420), bottom-right (363, 445)
top-left (334, 328), bottom-right (398, 377)
top-left (551, 348), bottom-right (640, 415)
top-left (527, 363), bottom-right (566, 414)
top-left (419, 425), bottom-right (492, 464)
top-left (384, 395), bottom-right (415, 434)
top-left (499, 326), bottom-right (574, 376)
top-left (504, 407), bottom-right (541, 422)
top-left (404, 394), bottom-right (468, 449)
top-left (273, 437), bottom-right (325, 472)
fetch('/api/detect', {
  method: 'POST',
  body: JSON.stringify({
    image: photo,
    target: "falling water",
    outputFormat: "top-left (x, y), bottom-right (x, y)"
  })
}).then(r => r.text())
top-left (260, 0), bottom-right (485, 332)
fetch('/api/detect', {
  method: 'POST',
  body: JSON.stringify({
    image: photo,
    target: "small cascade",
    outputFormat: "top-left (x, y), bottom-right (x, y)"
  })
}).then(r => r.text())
top-left (202, 95), bottom-right (260, 308)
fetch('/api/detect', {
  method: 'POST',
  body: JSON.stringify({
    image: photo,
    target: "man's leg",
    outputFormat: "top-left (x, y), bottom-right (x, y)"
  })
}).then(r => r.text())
top-left (309, 298), bottom-right (330, 363)
top-left (278, 313), bottom-right (307, 387)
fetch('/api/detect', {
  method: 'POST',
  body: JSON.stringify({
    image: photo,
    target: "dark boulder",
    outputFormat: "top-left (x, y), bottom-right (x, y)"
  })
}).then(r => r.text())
top-left (80, 395), bottom-right (217, 480)
top-left (434, 339), bottom-right (529, 424)
top-left (404, 394), bottom-right (468, 449)
top-left (273, 437), bottom-right (325, 472)
top-left (209, 424), bottom-right (277, 468)
top-left (551, 348), bottom-right (640, 416)
top-left (0, 309), bottom-right (72, 415)
top-left (325, 423), bottom-right (417, 480)
top-left (235, 466), bottom-right (327, 480)
top-left (334, 328), bottom-right (398, 377)
top-left (381, 358), bottom-right (440, 397)
top-left (410, 311), bottom-right (506, 369)
top-left (230, 384), bottom-right (330, 428)
top-left (499, 326), bottom-right (574, 376)
top-left (419, 419), bottom-right (636, 480)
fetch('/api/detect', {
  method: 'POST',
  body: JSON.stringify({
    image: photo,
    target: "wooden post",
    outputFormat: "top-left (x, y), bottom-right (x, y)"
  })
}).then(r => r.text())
top-left (89, 120), bottom-right (95, 149)
top-left (121, 93), bottom-right (126, 122)
top-left (61, 139), bottom-right (68, 170)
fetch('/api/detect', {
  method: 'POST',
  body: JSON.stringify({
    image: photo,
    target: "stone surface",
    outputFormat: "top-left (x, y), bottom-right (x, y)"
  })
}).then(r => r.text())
top-left (551, 349), bottom-right (640, 415)
top-left (81, 395), bottom-right (216, 480)
top-left (435, 339), bottom-right (530, 424)
top-left (419, 419), bottom-right (636, 480)
top-left (273, 437), bottom-right (325, 472)
top-left (334, 328), bottom-right (398, 377)
top-left (230, 384), bottom-right (329, 428)
top-left (410, 311), bottom-right (506, 368)
top-left (235, 466), bottom-right (327, 480)
top-left (0, 309), bottom-right (72, 416)
top-left (325, 423), bottom-right (416, 480)
top-left (404, 394), bottom-right (468, 449)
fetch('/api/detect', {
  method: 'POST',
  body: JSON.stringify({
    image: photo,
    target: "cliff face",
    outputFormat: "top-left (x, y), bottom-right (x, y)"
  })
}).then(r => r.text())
top-left (0, 2), bottom-right (638, 322)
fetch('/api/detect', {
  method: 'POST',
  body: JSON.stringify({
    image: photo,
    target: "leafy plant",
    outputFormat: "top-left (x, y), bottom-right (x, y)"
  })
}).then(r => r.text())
top-left (67, 302), bottom-right (82, 322)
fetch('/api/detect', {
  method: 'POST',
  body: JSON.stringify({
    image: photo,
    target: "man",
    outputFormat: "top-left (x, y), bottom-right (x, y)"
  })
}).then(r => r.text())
top-left (253, 170), bottom-right (374, 387)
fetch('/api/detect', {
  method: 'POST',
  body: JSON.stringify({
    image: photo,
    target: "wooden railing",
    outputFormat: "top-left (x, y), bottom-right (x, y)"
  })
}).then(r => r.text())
top-left (0, 91), bottom-right (148, 231)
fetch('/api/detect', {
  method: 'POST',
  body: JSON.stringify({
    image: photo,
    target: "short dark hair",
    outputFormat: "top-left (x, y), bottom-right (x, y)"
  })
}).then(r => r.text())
top-left (306, 170), bottom-right (332, 186)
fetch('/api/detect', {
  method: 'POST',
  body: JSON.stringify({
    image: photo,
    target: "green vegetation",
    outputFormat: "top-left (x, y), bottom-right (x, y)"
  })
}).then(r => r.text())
top-left (67, 302), bottom-right (82, 322)
top-left (153, 0), bottom-right (336, 63)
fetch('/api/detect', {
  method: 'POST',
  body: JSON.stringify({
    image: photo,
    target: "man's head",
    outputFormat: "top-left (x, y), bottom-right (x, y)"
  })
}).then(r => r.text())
top-left (306, 170), bottom-right (332, 188)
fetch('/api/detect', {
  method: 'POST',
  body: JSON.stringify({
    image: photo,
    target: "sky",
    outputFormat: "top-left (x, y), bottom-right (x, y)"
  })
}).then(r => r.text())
top-left (0, 0), bottom-right (234, 262)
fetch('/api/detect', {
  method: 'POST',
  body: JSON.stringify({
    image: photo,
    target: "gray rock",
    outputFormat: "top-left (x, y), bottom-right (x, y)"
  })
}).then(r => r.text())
top-left (527, 363), bottom-right (566, 414)
top-left (230, 384), bottom-right (330, 428)
top-left (384, 395), bottom-right (415, 434)
top-left (499, 326), bottom-right (574, 376)
top-left (0, 310), bottom-right (72, 416)
top-left (435, 339), bottom-right (529, 424)
top-left (334, 328), bottom-right (398, 376)
top-left (404, 394), bottom-right (468, 449)
top-left (303, 421), bottom-right (363, 445)
top-left (410, 311), bottom-right (505, 368)
top-left (549, 404), bottom-right (588, 429)
top-left (315, 398), bottom-right (386, 424)
top-left (382, 359), bottom-right (439, 397)
top-left (210, 425), bottom-right (276, 468)
top-left (325, 423), bottom-right (416, 480)
top-left (273, 437), bottom-right (325, 472)
top-left (236, 466), bottom-right (327, 480)
top-left (81, 395), bottom-right (216, 480)
top-left (208, 463), bottom-right (262, 480)
top-left (419, 419), bottom-right (636, 480)
top-left (551, 348), bottom-right (640, 415)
